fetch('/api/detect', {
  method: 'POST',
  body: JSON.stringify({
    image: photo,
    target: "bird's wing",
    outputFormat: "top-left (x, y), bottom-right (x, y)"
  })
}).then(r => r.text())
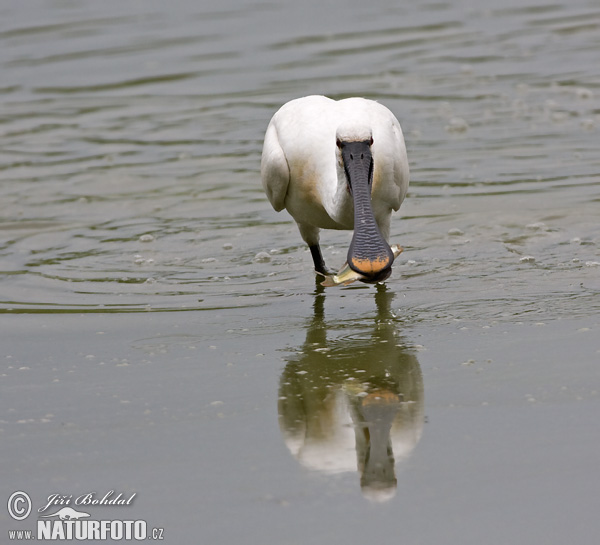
top-left (261, 123), bottom-right (290, 212)
top-left (390, 120), bottom-right (410, 211)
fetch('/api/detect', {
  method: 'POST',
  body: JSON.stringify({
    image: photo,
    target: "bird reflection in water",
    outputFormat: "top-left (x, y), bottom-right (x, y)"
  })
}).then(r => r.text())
top-left (278, 285), bottom-right (424, 502)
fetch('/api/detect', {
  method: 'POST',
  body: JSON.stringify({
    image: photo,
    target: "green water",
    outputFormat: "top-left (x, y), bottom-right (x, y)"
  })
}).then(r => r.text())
top-left (1, 1), bottom-right (599, 543)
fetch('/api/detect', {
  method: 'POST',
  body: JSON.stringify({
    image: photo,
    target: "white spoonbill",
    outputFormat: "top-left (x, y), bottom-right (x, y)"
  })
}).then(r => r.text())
top-left (261, 95), bottom-right (409, 283)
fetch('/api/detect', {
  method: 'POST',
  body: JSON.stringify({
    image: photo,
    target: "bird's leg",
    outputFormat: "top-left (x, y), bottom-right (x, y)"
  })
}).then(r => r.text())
top-left (309, 244), bottom-right (332, 276)
top-left (298, 223), bottom-right (334, 276)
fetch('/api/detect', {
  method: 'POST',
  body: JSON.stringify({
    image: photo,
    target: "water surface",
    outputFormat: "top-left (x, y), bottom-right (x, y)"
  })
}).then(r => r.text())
top-left (1, 0), bottom-right (599, 543)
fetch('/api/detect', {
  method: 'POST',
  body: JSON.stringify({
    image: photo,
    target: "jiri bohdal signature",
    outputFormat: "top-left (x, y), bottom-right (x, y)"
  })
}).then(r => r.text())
top-left (37, 491), bottom-right (136, 514)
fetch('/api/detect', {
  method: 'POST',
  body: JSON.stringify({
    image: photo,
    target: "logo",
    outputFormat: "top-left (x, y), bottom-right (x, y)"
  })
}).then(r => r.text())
top-left (40, 507), bottom-right (91, 520)
top-left (7, 492), bottom-right (31, 521)
top-left (7, 490), bottom-right (164, 542)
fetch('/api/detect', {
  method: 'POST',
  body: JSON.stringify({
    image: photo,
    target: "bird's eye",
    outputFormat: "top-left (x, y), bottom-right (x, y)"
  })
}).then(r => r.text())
top-left (336, 138), bottom-right (342, 149)
top-left (369, 136), bottom-right (374, 146)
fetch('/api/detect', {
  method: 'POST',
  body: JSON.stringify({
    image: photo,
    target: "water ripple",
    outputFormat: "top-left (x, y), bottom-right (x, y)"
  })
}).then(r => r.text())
top-left (0, 0), bottom-right (598, 318)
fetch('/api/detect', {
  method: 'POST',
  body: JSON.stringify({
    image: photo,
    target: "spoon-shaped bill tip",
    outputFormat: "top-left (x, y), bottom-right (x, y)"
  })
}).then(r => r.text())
top-left (318, 245), bottom-right (403, 287)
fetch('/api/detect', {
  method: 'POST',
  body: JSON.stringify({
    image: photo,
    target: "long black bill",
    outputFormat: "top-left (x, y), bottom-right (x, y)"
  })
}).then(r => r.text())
top-left (340, 139), bottom-right (394, 283)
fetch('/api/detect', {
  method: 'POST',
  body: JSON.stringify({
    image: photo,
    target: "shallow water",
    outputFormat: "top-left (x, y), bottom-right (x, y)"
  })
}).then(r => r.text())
top-left (2, 0), bottom-right (599, 543)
